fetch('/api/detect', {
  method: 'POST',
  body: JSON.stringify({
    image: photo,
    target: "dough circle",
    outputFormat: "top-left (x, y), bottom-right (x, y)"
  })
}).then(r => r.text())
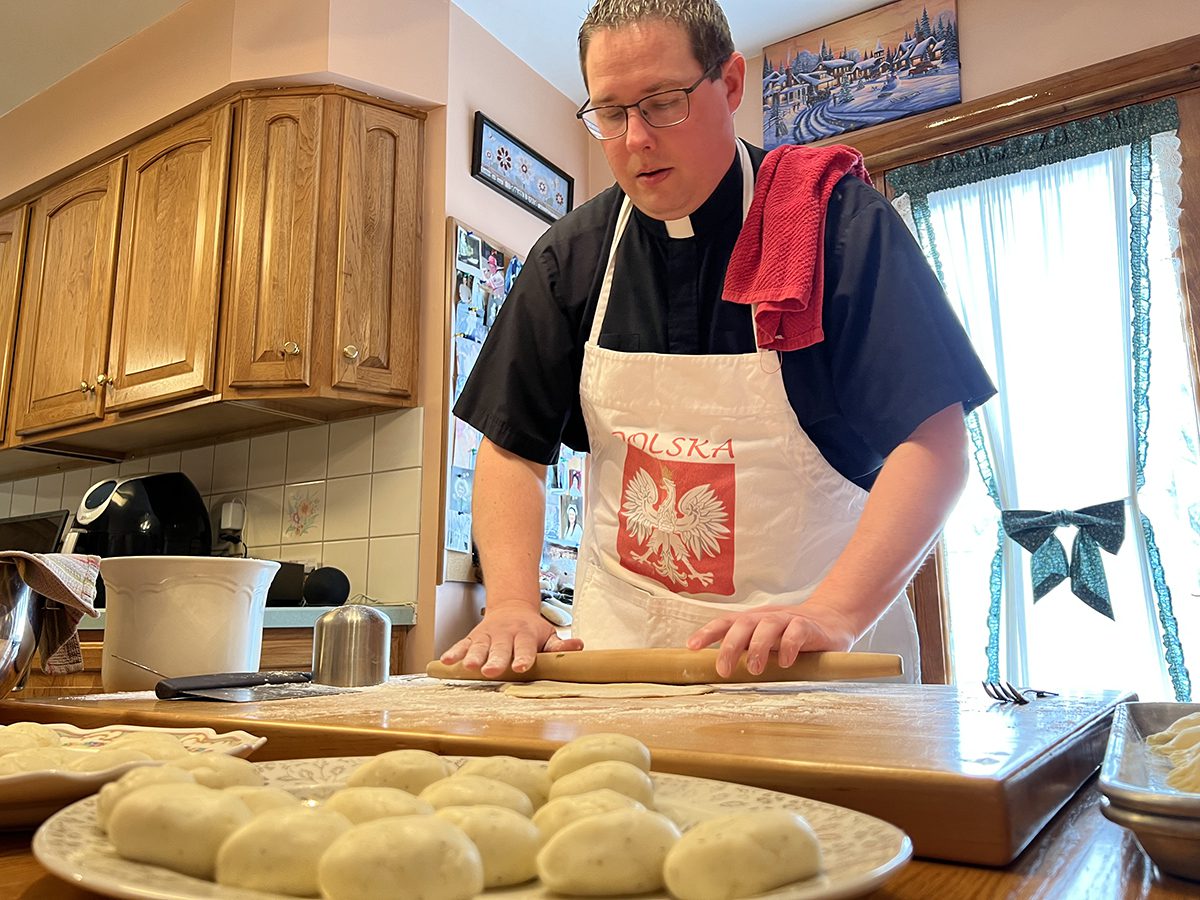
top-left (503, 681), bottom-right (715, 700)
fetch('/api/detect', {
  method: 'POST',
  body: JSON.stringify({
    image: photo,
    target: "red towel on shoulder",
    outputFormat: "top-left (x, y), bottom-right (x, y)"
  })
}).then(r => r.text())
top-left (723, 144), bottom-right (872, 352)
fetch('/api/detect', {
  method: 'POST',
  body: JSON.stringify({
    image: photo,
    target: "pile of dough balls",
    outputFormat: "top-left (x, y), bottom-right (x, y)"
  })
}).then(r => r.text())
top-left (0, 722), bottom-right (200, 776)
top-left (98, 732), bottom-right (824, 900)
top-left (1148, 711), bottom-right (1200, 791)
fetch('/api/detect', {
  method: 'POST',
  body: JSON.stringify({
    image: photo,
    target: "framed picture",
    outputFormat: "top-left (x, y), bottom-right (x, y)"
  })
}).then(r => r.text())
top-left (762, 0), bottom-right (960, 149)
top-left (471, 112), bottom-right (574, 224)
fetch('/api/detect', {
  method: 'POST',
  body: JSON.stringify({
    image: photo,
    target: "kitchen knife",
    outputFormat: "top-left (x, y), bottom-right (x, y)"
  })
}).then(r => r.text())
top-left (426, 648), bottom-right (902, 684)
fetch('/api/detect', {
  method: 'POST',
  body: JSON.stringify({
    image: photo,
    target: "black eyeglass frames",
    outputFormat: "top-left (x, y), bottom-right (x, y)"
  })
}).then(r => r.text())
top-left (575, 60), bottom-right (726, 140)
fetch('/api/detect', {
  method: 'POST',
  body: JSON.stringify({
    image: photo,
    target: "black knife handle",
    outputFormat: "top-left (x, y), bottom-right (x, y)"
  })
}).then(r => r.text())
top-left (155, 671), bottom-right (312, 699)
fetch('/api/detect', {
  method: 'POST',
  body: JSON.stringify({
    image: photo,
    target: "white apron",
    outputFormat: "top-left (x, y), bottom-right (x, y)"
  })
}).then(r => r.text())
top-left (571, 140), bottom-right (920, 682)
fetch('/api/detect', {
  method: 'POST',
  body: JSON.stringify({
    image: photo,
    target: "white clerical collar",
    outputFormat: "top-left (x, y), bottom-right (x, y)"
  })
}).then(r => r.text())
top-left (664, 216), bottom-right (695, 239)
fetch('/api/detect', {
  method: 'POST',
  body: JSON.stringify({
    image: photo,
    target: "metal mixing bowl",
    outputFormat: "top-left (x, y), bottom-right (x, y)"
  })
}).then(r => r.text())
top-left (0, 568), bottom-right (40, 699)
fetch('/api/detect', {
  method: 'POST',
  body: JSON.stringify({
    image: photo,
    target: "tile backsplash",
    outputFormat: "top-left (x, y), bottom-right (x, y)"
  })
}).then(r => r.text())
top-left (0, 408), bottom-right (424, 605)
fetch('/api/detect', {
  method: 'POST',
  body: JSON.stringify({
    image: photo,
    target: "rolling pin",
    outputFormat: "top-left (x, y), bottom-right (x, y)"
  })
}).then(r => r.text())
top-left (426, 648), bottom-right (902, 684)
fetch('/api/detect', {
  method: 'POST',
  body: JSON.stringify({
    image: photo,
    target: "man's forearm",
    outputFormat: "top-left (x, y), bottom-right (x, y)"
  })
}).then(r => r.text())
top-left (473, 438), bottom-right (549, 612)
top-left (805, 404), bottom-right (970, 638)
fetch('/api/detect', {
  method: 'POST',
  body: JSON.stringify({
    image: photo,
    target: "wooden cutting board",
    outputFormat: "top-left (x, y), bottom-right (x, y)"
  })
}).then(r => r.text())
top-left (426, 648), bottom-right (903, 683)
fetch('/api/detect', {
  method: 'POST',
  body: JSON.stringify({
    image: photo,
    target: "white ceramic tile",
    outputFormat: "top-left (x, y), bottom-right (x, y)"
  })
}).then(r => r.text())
top-left (0, 483), bottom-right (13, 519)
top-left (60, 468), bottom-right (94, 517)
top-left (367, 535), bottom-right (419, 604)
top-left (320, 539), bottom-right (369, 600)
top-left (282, 481), bottom-right (326, 544)
top-left (90, 464), bottom-right (120, 484)
top-left (279, 543), bottom-right (322, 570)
top-left (286, 425), bottom-right (329, 483)
top-left (244, 485), bottom-right (284, 547)
top-left (147, 451), bottom-right (181, 474)
top-left (34, 473), bottom-right (64, 512)
top-left (118, 457), bottom-right (150, 477)
top-left (11, 478), bottom-right (37, 516)
top-left (180, 446), bottom-right (215, 495)
top-left (328, 417), bottom-right (374, 478)
top-left (206, 492), bottom-right (246, 551)
top-left (373, 408), bottom-right (422, 472)
top-left (369, 468), bottom-right (421, 536)
top-left (323, 475), bottom-right (371, 541)
top-left (212, 439), bottom-right (250, 493)
top-left (248, 431), bottom-right (288, 488)
top-left (246, 544), bottom-right (281, 563)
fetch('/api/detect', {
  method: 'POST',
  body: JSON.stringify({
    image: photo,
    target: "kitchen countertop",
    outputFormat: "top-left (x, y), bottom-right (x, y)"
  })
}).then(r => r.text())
top-left (1, 680), bottom-right (1195, 897)
top-left (75, 603), bottom-right (416, 631)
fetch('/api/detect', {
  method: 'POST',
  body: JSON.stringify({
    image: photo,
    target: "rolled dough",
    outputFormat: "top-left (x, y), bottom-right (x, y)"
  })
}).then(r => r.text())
top-left (500, 681), bottom-right (716, 699)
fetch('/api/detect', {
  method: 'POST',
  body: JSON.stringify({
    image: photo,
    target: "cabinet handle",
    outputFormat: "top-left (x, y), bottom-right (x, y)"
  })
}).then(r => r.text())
top-left (343, 345), bottom-right (360, 360)
top-left (96, 374), bottom-right (111, 386)
top-left (282, 341), bottom-right (301, 357)
top-left (80, 381), bottom-right (91, 394)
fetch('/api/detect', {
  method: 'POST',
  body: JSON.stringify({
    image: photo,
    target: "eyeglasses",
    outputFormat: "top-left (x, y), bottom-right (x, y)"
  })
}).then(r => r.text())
top-left (576, 60), bottom-right (725, 140)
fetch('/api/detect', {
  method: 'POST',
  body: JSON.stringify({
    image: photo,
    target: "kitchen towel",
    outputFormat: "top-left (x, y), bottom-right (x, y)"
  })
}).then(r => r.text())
top-left (723, 143), bottom-right (872, 352)
top-left (0, 552), bottom-right (100, 675)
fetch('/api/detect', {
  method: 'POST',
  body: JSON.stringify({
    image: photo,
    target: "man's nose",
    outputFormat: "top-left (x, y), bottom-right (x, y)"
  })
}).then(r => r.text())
top-left (624, 106), bottom-right (655, 151)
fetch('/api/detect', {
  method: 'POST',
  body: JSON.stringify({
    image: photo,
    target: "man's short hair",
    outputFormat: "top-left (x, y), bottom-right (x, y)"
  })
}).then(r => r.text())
top-left (578, 0), bottom-right (734, 87)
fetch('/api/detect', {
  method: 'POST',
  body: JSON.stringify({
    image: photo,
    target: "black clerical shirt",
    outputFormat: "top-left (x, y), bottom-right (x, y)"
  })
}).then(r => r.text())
top-left (454, 142), bottom-right (995, 490)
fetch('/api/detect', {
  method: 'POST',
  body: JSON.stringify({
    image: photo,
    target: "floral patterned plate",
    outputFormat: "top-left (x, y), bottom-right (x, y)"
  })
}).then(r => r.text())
top-left (33, 755), bottom-right (912, 900)
top-left (1, 723), bottom-right (265, 829)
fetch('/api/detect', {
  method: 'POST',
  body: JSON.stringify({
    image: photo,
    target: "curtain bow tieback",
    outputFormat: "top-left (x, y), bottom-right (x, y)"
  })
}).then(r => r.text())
top-left (1000, 499), bottom-right (1126, 619)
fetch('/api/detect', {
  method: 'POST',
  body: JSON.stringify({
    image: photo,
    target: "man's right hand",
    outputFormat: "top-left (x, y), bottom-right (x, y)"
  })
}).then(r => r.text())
top-left (439, 604), bottom-right (584, 677)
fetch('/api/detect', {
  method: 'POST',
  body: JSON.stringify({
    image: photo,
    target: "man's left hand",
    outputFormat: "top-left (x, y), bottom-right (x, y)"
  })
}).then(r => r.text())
top-left (686, 602), bottom-right (860, 678)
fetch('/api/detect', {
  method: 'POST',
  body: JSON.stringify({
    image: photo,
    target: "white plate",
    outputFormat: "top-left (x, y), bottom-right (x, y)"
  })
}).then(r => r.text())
top-left (1, 723), bottom-right (266, 829)
top-left (33, 755), bottom-right (912, 900)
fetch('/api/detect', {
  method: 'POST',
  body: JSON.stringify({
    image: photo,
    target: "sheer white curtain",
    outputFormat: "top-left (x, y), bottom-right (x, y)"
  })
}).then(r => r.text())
top-left (906, 136), bottom-right (1196, 700)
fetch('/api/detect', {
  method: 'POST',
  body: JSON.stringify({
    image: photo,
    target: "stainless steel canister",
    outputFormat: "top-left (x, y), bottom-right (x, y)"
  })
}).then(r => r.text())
top-left (311, 605), bottom-right (391, 687)
top-left (0, 568), bottom-right (39, 699)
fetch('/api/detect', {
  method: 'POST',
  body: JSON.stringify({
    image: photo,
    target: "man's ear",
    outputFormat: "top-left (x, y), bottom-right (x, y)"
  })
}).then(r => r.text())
top-left (723, 52), bottom-right (747, 114)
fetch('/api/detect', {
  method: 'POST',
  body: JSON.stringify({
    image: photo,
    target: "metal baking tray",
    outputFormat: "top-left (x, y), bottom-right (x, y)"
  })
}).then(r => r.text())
top-left (1100, 796), bottom-right (1200, 882)
top-left (1099, 702), bottom-right (1200, 817)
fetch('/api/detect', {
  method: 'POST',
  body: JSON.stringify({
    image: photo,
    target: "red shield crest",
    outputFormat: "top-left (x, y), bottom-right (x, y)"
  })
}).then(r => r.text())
top-left (616, 445), bottom-right (735, 595)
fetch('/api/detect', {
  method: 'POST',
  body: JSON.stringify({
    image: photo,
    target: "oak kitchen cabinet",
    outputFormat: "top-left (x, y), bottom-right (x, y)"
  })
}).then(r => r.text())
top-left (0, 207), bottom-right (26, 439)
top-left (0, 86), bottom-right (424, 466)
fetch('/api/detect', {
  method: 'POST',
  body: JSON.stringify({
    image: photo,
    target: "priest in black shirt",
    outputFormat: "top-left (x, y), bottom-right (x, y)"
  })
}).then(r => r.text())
top-left (448, 0), bottom-right (995, 681)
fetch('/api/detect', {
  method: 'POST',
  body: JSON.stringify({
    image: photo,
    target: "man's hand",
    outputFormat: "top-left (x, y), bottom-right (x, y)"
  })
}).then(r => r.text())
top-left (440, 605), bottom-right (584, 677)
top-left (686, 602), bottom-right (858, 678)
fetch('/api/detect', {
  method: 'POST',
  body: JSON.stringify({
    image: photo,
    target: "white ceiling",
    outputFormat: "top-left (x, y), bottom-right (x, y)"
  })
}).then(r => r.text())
top-left (0, 0), bottom-right (888, 117)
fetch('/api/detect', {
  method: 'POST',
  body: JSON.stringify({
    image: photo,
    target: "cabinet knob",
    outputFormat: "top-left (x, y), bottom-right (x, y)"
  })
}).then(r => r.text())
top-left (79, 381), bottom-right (91, 394)
top-left (96, 373), bottom-right (111, 386)
top-left (283, 341), bottom-right (302, 357)
top-left (343, 345), bottom-right (360, 360)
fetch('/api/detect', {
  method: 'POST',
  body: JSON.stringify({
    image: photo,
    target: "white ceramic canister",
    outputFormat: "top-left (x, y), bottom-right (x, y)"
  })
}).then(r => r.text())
top-left (99, 556), bottom-right (280, 691)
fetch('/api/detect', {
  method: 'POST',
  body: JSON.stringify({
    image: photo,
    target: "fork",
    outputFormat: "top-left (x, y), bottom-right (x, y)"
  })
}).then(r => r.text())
top-left (982, 681), bottom-right (1061, 704)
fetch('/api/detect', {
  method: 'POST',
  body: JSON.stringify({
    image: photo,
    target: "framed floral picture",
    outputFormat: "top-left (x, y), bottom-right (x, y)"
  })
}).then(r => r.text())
top-left (471, 112), bottom-right (574, 224)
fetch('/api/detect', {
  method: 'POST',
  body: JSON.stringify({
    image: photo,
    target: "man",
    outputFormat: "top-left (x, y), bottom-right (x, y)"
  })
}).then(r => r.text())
top-left (446, 0), bottom-right (994, 680)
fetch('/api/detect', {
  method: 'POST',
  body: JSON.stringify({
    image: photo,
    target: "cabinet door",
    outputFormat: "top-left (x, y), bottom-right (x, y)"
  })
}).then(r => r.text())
top-left (332, 100), bottom-right (422, 398)
top-left (12, 160), bottom-right (124, 436)
top-left (226, 96), bottom-right (323, 388)
top-left (105, 105), bottom-right (232, 412)
top-left (0, 206), bottom-right (28, 439)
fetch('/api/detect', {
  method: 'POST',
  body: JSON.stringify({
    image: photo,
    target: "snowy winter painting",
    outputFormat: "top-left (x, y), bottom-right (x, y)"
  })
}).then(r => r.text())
top-left (762, 0), bottom-right (960, 148)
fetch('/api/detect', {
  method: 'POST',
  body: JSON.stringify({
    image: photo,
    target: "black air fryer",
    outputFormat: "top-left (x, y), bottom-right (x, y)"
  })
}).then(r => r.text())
top-left (64, 472), bottom-right (212, 607)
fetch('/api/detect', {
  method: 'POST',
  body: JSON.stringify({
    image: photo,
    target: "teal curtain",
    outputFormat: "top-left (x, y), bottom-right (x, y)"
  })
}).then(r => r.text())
top-left (891, 98), bottom-right (1191, 700)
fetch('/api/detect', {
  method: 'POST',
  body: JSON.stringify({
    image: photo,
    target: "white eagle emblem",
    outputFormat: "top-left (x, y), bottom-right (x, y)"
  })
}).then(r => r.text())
top-left (621, 466), bottom-right (730, 588)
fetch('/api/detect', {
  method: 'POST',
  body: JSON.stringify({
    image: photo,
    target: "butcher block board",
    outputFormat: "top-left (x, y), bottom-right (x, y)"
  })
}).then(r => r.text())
top-left (0, 681), bottom-right (1131, 866)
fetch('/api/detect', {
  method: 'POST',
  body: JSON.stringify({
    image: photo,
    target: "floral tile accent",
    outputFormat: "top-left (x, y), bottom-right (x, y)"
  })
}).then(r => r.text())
top-left (284, 482), bottom-right (325, 542)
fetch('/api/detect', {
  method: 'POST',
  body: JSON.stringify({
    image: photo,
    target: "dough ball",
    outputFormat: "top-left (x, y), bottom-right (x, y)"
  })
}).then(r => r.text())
top-left (436, 804), bottom-right (541, 887)
top-left (107, 783), bottom-right (252, 879)
top-left (548, 760), bottom-right (655, 808)
top-left (0, 747), bottom-right (90, 775)
top-left (105, 732), bottom-right (192, 760)
top-left (66, 748), bottom-right (153, 772)
top-left (345, 748), bottom-right (454, 793)
top-left (420, 774), bottom-right (534, 815)
top-left (549, 733), bottom-right (651, 781)
top-left (173, 753), bottom-right (263, 788)
top-left (318, 815), bottom-right (483, 900)
top-left (1149, 711), bottom-right (1200, 746)
top-left (96, 765), bottom-right (196, 831)
top-left (662, 809), bottom-right (823, 900)
top-left (537, 808), bottom-right (680, 895)
top-left (323, 786), bottom-right (434, 823)
top-left (223, 785), bottom-right (303, 816)
top-left (2, 722), bottom-right (62, 747)
top-left (216, 805), bottom-right (352, 896)
top-left (532, 788), bottom-right (647, 841)
top-left (455, 756), bottom-right (551, 808)
top-left (0, 733), bottom-right (41, 756)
